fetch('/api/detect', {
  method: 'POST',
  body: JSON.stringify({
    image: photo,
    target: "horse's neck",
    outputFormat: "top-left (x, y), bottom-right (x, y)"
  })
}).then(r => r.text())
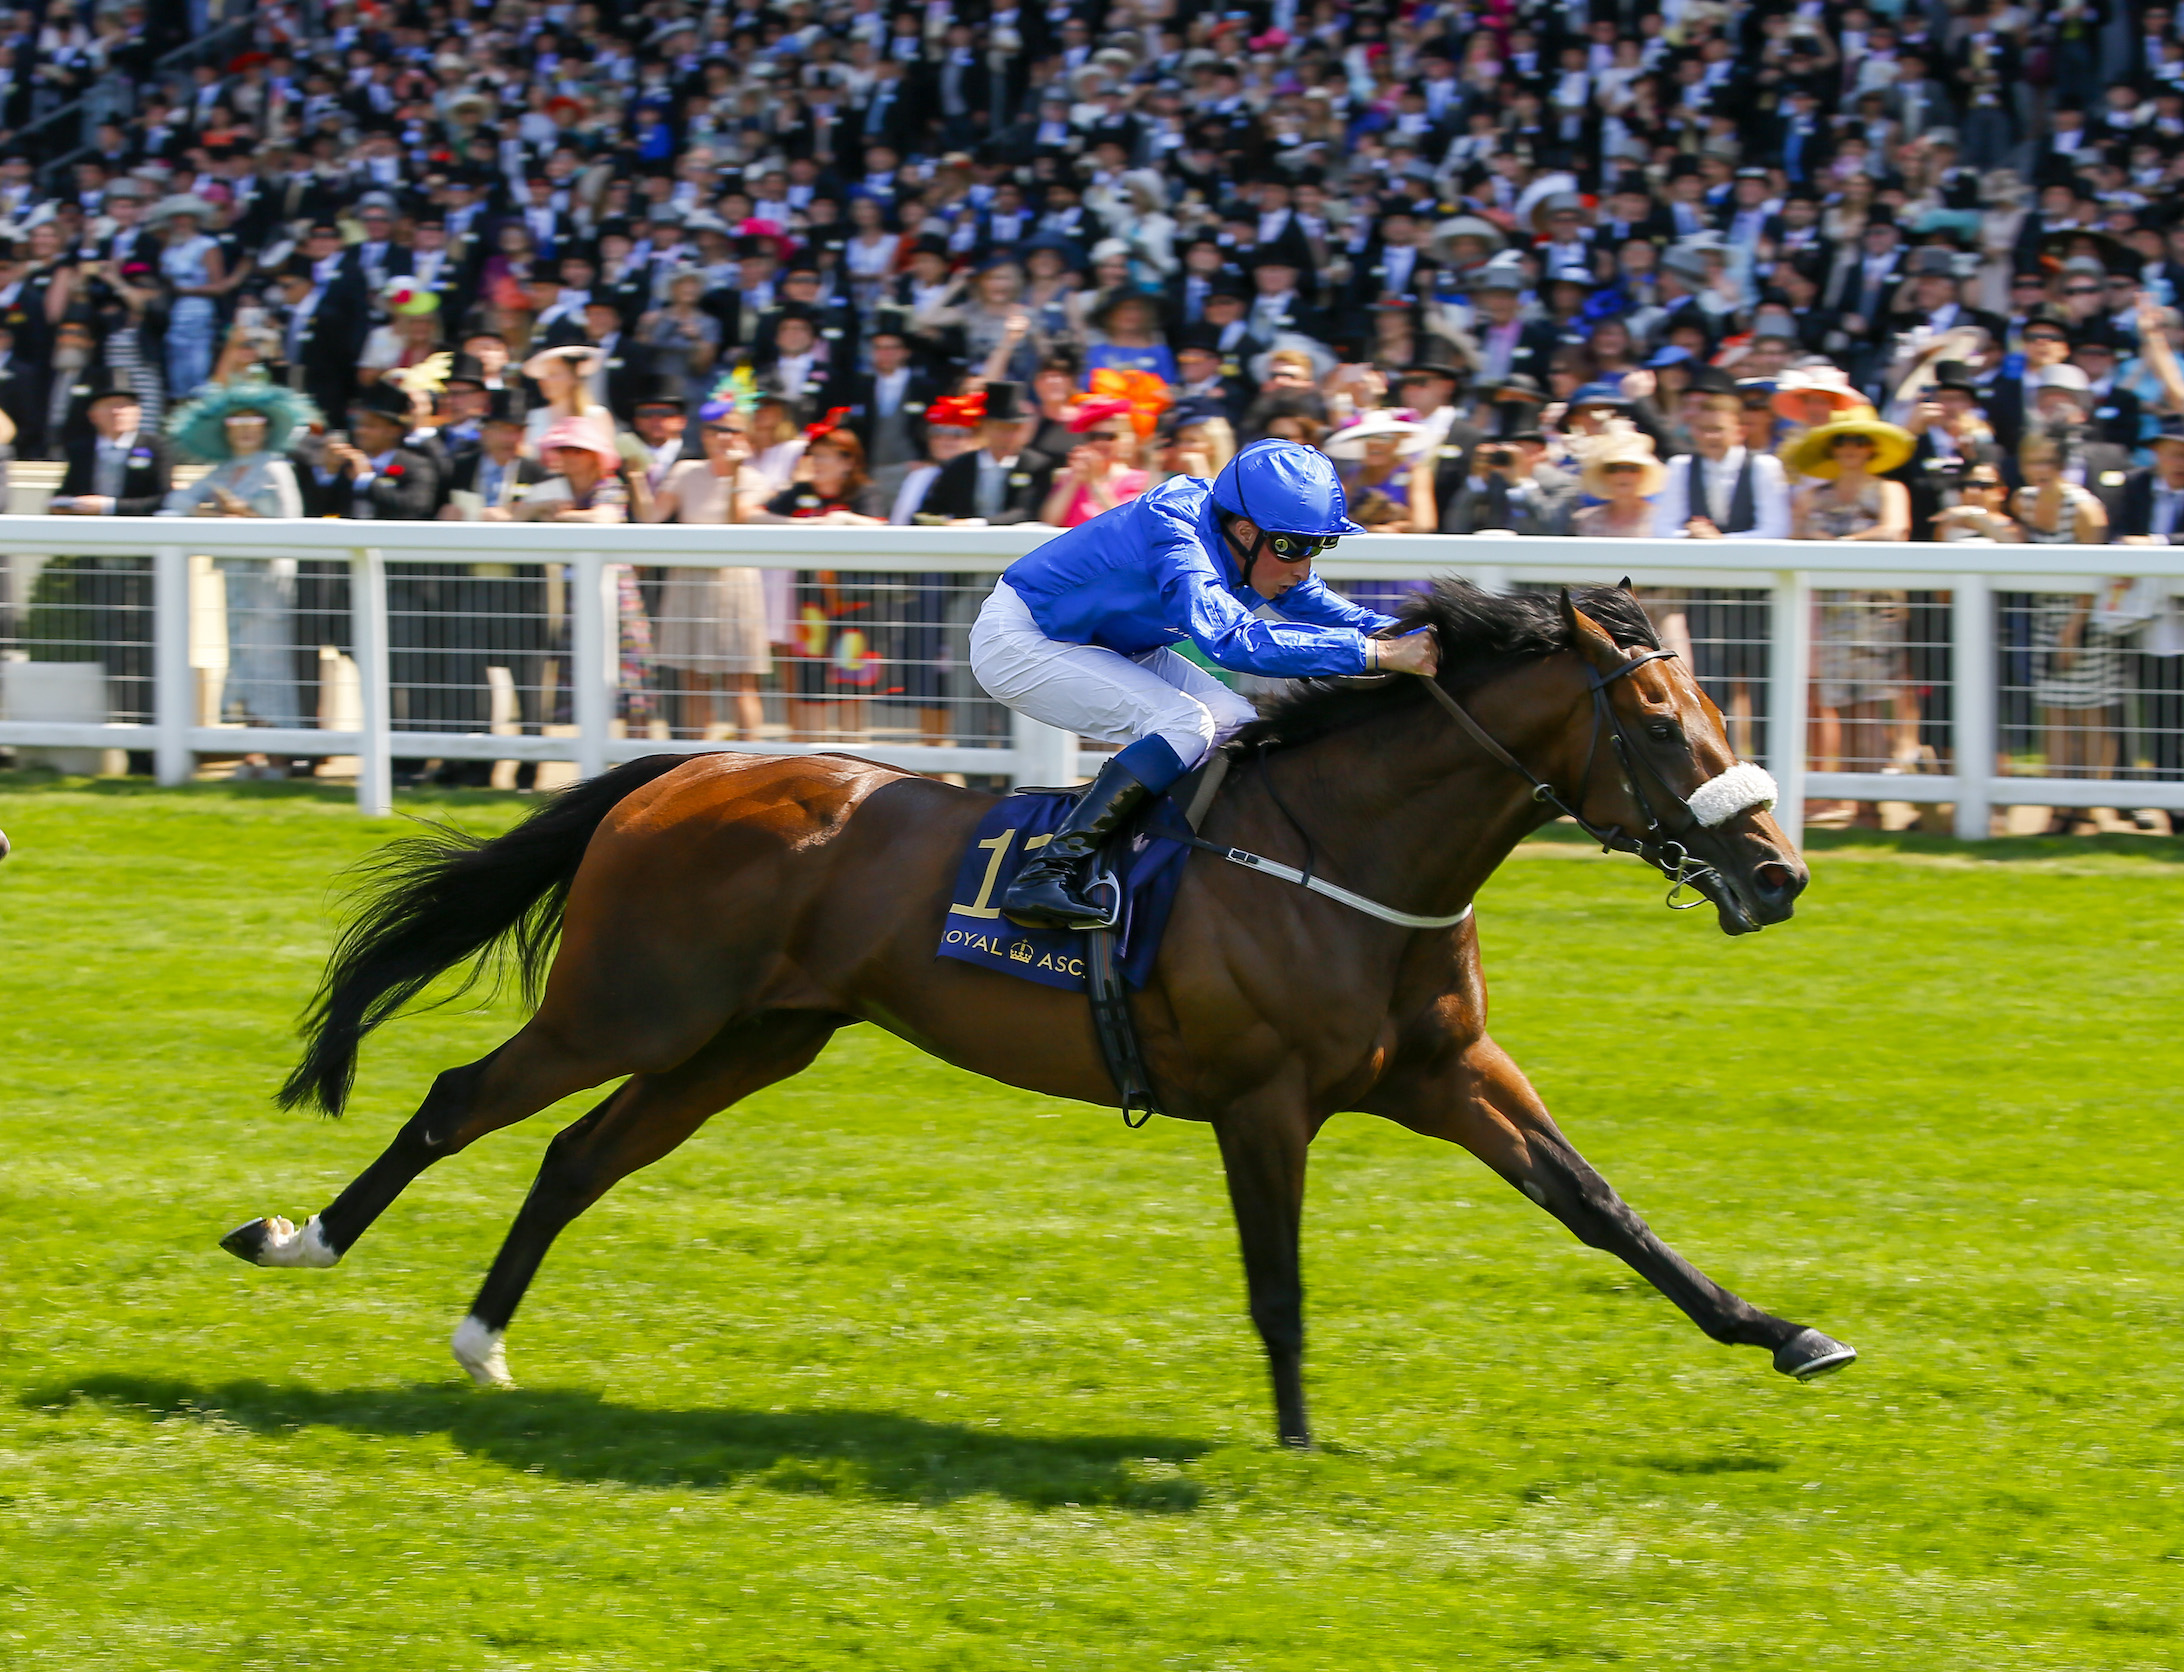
top-left (1218, 689), bottom-right (1567, 919)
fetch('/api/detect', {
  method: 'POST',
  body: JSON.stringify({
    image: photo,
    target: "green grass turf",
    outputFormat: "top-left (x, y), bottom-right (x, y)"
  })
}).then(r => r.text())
top-left (1, 775), bottom-right (2181, 1670)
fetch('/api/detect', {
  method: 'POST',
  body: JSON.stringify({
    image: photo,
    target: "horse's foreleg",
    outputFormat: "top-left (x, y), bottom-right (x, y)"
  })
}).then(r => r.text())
top-left (221, 1021), bottom-right (615, 1270)
top-left (452, 1011), bottom-right (840, 1388)
top-left (1213, 1090), bottom-right (1316, 1448)
top-left (1379, 1036), bottom-right (1855, 1380)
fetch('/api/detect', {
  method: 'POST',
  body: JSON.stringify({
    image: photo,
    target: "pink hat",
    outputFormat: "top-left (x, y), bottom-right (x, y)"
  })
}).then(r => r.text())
top-left (1068, 396), bottom-right (1134, 434)
top-left (538, 415), bottom-right (619, 466)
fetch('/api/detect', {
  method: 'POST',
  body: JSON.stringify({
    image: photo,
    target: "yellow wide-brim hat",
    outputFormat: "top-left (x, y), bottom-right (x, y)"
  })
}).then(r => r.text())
top-left (1783, 413), bottom-right (1915, 480)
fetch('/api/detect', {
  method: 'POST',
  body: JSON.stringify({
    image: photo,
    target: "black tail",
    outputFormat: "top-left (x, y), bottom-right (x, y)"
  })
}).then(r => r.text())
top-left (278, 755), bottom-right (695, 1117)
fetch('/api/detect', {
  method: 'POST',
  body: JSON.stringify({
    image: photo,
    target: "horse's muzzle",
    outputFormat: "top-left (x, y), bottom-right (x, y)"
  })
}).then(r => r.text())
top-left (1705, 845), bottom-right (1806, 935)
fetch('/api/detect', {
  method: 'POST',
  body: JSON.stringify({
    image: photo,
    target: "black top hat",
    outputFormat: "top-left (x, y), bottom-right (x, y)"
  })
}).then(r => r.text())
top-left (347, 381), bottom-right (414, 422)
top-left (2151, 414), bottom-right (2184, 446)
top-left (1687, 364), bottom-right (1738, 396)
top-left (443, 352), bottom-right (489, 388)
top-left (1489, 372), bottom-right (1546, 403)
top-left (909, 232), bottom-right (952, 260)
top-left (78, 366), bottom-right (138, 403)
top-left (1158, 394), bottom-right (1228, 436)
top-left (1172, 322), bottom-right (1225, 355)
top-left (633, 373), bottom-right (688, 408)
top-left (1398, 361), bottom-right (1465, 385)
top-left (1930, 359), bottom-right (1980, 395)
top-left (2021, 303), bottom-right (2074, 336)
top-left (981, 380), bottom-right (1028, 423)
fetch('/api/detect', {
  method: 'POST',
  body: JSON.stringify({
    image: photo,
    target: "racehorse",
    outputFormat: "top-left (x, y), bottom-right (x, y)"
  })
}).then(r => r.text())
top-left (223, 581), bottom-right (1854, 1447)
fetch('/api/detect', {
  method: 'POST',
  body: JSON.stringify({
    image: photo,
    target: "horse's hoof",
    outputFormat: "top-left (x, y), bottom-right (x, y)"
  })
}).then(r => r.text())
top-left (220, 1214), bottom-right (339, 1269)
top-left (1774, 1327), bottom-right (1857, 1381)
top-left (452, 1316), bottom-right (513, 1388)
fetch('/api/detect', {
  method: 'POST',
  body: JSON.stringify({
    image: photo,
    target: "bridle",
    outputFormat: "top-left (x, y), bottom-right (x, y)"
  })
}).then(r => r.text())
top-left (1415, 648), bottom-right (1732, 911)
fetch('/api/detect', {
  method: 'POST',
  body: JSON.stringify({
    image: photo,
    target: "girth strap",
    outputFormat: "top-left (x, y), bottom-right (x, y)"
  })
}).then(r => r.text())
top-left (1085, 924), bottom-right (1163, 1127)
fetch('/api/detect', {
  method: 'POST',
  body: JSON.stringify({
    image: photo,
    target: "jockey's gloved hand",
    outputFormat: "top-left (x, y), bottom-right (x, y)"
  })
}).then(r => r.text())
top-left (1368, 627), bottom-right (1440, 677)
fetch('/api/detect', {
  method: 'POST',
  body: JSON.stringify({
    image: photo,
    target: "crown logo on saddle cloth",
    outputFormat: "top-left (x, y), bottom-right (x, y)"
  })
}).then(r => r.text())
top-left (1008, 939), bottom-right (1035, 963)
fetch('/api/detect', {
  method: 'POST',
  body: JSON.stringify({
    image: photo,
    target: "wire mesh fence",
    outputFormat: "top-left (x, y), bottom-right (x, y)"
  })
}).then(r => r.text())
top-left (1996, 589), bottom-right (2184, 786)
top-left (1807, 588), bottom-right (1956, 778)
top-left (0, 549), bottom-right (156, 737)
top-left (368, 563), bottom-right (1014, 760)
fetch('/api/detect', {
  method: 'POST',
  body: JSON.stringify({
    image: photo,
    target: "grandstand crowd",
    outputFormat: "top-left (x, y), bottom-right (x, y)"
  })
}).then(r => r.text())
top-left (0, 0), bottom-right (2173, 539)
top-left (8, 0), bottom-right (2184, 827)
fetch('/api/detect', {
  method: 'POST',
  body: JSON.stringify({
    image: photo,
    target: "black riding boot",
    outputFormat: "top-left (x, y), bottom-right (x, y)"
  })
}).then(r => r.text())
top-left (1001, 755), bottom-right (1156, 930)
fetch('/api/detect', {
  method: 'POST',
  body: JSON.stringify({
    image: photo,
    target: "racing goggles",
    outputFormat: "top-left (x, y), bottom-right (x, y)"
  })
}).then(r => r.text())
top-left (1262, 530), bottom-right (1341, 561)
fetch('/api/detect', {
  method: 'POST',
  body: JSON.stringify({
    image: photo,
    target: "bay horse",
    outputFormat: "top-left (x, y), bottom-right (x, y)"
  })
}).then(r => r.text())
top-left (223, 582), bottom-right (1854, 1447)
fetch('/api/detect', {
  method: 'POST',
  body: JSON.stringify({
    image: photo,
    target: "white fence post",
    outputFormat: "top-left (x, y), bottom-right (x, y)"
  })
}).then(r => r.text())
top-left (1009, 709), bottom-right (1078, 787)
top-left (570, 552), bottom-right (612, 781)
top-left (152, 544), bottom-right (191, 786)
top-left (1768, 569), bottom-right (1811, 845)
top-left (1951, 575), bottom-right (1995, 841)
top-left (350, 547), bottom-right (392, 817)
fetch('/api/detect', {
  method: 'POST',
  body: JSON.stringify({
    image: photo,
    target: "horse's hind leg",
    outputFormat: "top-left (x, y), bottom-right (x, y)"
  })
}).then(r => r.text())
top-left (1378, 1035), bottom-right (1856, 1380)
top-left (451, 1010), bottom-right (840, 1387)
top-left (221, 1021), bottom-right (620, 1269)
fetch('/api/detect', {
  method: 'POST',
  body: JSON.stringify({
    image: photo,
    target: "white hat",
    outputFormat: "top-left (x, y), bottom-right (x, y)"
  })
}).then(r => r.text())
top-left (146, 192), bottom-right (218, 225)
top-left (1429, 214), bottom-right (1505, 263)
top-left (1468, 250), bottom-right (1530, 292)
top-left (2032, 364), bottom-right (2095, 408)
top-left (1323, 409), bottom-right (1428, 459)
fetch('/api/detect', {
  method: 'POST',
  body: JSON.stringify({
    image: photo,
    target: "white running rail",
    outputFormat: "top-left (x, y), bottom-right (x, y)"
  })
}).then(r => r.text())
top-left (2, 516), bottom-right (2180, 841)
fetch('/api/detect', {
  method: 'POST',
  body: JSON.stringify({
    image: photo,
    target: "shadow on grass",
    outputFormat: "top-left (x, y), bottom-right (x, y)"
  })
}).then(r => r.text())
top-left (23, 1374), bottom-right (1210, 1512)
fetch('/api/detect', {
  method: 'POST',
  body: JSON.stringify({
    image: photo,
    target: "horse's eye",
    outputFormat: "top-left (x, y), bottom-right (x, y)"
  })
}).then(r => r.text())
top-left (1646, 721), bottom-right (1680, 743)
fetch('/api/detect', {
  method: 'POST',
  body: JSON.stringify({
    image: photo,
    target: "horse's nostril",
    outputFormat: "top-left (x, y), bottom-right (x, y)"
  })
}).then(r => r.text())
top-left (1754, 860), bottom-right (1796, 898)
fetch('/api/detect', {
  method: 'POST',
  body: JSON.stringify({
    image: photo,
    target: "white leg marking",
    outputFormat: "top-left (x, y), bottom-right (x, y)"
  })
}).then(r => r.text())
top-left (255, 1214), bottom-right (341, 1269)
top-left (452, 1315), bottom-right (513, 1388)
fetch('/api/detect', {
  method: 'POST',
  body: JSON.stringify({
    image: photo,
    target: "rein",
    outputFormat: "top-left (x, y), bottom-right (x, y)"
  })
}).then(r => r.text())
top-left (1158, 644), bottom-right (1772, 932)
top-left (1163, 743), bottom-right (1475, 931)
top-left (1414, 651), bottom-right (1758, 911)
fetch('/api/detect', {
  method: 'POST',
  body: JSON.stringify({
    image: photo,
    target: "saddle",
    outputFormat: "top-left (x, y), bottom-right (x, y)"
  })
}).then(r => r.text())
top-left (935, 752), bottom-right (1236, 1128)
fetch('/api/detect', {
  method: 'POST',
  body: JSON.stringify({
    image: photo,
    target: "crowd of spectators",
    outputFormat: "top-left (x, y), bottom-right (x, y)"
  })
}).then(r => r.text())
top-left (0, 0), bottom-right (2179, 535)
top-left (9, 0), bottom-right (2184, 820)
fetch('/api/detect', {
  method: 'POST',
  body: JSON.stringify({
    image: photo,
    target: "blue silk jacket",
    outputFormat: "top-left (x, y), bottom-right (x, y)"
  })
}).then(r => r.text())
top-left (1000, 474), bottom-right (1396, 677)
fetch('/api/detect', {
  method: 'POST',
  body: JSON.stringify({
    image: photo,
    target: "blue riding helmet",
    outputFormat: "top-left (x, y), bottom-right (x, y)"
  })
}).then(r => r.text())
top-left (1211, 439), bottom-right (1367, 561)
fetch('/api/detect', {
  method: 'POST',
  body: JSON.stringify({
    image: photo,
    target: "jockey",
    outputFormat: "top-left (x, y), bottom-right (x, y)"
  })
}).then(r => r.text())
top-left (970, 437), bottom-right (1441, 930)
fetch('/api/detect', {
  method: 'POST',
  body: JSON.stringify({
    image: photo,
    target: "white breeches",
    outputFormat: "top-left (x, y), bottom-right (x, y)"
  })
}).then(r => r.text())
top-left (970, 581), bottom-right (1258, 768)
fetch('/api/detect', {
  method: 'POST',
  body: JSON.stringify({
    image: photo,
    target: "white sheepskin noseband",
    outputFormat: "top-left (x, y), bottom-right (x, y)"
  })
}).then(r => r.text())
top-left (1686, 762), bottom-right (1778, 828)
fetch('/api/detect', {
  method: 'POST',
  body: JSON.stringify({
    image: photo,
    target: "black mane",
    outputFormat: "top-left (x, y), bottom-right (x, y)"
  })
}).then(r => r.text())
top-left (1230, 578), bottom-right (1662, 753)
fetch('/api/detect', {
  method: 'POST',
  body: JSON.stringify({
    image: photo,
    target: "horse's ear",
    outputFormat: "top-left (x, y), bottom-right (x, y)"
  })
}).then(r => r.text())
top-left (1618, 575), bottom-right (1633, 592)
top-left (1558, 587), bottom-right (1628, 677)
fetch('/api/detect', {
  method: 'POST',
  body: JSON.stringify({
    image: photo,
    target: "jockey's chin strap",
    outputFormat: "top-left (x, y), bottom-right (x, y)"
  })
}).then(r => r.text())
top-left (1414, 649), bottom-right (1726, 910)
top-left (1222, 518), bottom-right (1276, 603)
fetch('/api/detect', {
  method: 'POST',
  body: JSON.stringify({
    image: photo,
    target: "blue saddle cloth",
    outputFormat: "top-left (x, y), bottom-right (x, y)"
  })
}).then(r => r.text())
top-left (936, 789), bottom-right (1193, 992)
